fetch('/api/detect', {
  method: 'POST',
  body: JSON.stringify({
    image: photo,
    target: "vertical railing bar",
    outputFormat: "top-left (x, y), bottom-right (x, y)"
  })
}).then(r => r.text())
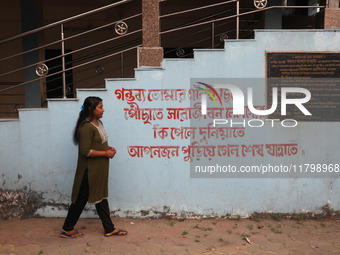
top-left (211, 22), bottom-right (215, 49)
top-left (121, 52), bottom-right (124, 78)
top-left (61, 24), bottom-right (67, 99)
top-left (236, 0), bottom-right (239, 39)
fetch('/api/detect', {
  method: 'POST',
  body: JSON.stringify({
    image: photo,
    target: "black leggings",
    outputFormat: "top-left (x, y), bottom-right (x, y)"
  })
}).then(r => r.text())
top-left (62, 168), bottom-right (115, 234)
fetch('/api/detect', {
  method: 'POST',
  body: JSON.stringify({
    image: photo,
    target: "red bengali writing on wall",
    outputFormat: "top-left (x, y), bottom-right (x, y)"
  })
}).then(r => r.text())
top-left (127, 144), bottom-right (299, 162)
top-left (115, 87), bottom-right (300, 161)
top-left (123, 103), bottom-right (266, 124)
top-left (115, 87), bottom-right (233, 103)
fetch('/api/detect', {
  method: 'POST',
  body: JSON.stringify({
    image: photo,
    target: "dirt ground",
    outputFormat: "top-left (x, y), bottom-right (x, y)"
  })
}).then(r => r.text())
top-left (0, 217), bottom-right (340, 254)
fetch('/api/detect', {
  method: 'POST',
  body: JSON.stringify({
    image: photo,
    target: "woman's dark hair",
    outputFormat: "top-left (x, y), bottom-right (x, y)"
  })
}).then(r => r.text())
top-left (73, 96), bottom-right (102, 144)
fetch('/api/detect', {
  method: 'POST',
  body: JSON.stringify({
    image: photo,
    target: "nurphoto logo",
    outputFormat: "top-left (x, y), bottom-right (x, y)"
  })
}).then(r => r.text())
top-left (196, 82), bottom-right (312, 128)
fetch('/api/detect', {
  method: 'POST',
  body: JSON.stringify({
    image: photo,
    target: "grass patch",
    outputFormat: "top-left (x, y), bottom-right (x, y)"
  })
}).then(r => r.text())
top-left (170, 221), bottom-right (175, 226)
top-left (247, 224), bottom-right (254, 230)
top-left (291, 215), bottom-right (304, 221)
top-left (240, 233), bottom-right (250, 238)
top-left (271, 227), bottom-right (282, 234)
top-left (80, 226), bottom-right (87, 229)
top-left (315, 214), bottom-right (326, 220)
top-left (227, 229), bottom-right (232, 234)
top-left (230, 215), bottom-right (241, 220)
top-left (192, 225), bottom-right (214, 232)
top-left (251, 217), bottom-right (261, 223)
top-left (182, 231), bottom-right (188, 236)
top-left (212, 221), bottom-right (217, 225)
top-left (272, 214), bottom-right (282, 221)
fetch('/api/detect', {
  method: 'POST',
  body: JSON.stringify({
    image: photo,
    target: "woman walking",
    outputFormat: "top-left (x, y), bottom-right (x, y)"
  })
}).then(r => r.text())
top-left (60, 96), bottom-right (127, 238)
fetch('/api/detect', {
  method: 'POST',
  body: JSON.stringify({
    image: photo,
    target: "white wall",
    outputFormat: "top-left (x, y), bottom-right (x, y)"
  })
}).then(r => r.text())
top-left (1, 30), bottom-right (340, 218)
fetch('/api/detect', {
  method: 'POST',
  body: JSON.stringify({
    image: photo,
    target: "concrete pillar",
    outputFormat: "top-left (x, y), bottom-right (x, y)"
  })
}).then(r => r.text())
top-left (20, 0), bottom-right (42, 107)
top-left (328, 0), bottom-right (340, 8)
top-left (324, 0), bottom-right (340, 28)
top-left (138, 0), bottom-right (163, 67)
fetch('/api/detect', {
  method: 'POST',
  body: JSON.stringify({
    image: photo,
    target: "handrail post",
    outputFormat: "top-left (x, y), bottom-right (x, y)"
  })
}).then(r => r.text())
top-left (236, 0), bottom-right (239, 39)
top-left (61, 24), bottom-right (67, 98)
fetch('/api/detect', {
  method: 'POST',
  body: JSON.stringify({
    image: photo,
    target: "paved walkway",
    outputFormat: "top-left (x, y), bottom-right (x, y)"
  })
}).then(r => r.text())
top-left (0, 217), bottom-right (340, 254)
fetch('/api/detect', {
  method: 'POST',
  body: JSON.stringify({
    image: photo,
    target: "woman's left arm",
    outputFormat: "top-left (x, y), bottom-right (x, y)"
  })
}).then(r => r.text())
top-left (88, 149), bottom-right (114, 158)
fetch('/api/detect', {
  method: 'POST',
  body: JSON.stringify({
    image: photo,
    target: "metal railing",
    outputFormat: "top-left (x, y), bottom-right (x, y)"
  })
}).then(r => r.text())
top-left (160, 1), bottom-right (325, 45)
top-left (0, 0), bottom-right (140, 100)
top-left (0, 0), bottom-right (135, 44)
top-left (0, 0), bottom-right (326, 118)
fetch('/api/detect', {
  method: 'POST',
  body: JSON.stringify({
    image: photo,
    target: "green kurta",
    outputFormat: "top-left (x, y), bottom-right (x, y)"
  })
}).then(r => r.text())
top-left (71, 120), bottom-right (109, 204)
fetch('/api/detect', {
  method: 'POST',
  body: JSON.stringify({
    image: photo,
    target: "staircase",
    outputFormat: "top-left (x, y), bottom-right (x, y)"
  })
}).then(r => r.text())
top-left (0, 0), bottom-right (324, 118)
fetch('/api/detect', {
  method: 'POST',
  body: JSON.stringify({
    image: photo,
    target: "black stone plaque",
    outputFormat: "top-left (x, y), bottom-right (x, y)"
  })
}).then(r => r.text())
top-left (266, 52), bottom-right (340, 121)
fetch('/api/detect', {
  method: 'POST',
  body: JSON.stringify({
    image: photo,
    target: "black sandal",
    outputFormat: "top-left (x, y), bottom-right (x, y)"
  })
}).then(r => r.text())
top-left (60, 229), bottom-right (84, 238)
